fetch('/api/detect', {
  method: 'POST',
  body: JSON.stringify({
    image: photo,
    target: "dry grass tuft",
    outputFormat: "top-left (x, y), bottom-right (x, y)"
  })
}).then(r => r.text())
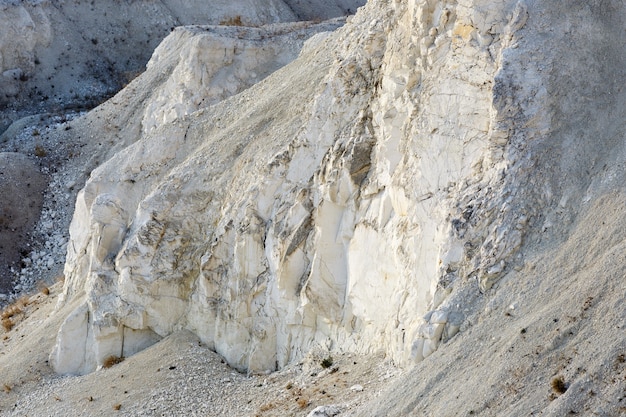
top-left (259, 402), bottom-right (275, 411)
top-left (37, 281), bottom-right (50, 296)
top-left (34, 145), bottom-right (47, 157)
top-left (296, 397), bottom-right (309, 408)
top-left (220, 15), bottom-right (243, 26)
top-left (1, 318), bottom-right (13, 332)
top-left (102, 355), bottom-right (125, 369)
top-left (1, 296), bottom-right (29, 332)
top-left (551, 376), bottom-right (567, 394)
top-left (113, 403), bottom-right (121, 410)
top-left (3, 383), bottom-right (11, 393)
top-left (320, 356), bottom-right (333, 369)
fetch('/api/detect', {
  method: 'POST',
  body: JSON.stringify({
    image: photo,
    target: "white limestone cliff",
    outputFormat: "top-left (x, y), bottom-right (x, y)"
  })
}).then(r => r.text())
top-left (50, 0), bottom-right (518, 374)
top-left (50, 0), bottom-right (616, 376)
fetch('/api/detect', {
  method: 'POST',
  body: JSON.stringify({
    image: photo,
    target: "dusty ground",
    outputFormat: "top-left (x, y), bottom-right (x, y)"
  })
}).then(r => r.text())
top-left (0, 152), bottom-right (47, 293)
top-left (0, 282), bottom-right (395, 416)
top-left (351, 191), bottom-right (626, 417)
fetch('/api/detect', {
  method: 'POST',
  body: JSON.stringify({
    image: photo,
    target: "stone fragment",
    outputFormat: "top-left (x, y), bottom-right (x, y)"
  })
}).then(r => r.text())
top-left (307, 405), bottom-right (342, 417)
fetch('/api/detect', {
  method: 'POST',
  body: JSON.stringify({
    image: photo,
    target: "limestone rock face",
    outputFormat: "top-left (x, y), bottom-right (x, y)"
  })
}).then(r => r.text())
top-left (52, 0), bottom-right (522, 374)
top-left (141, 21), bottom-right (345, 134)
top-left (51, 0), bottom-right (626, 376)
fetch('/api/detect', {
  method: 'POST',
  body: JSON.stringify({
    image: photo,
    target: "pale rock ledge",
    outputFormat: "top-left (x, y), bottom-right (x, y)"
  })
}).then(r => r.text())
top-left (51, 0), bottom-right (545, 375)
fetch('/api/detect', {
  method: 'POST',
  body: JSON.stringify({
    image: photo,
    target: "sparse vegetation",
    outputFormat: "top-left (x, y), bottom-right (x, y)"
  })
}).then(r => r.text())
top-left (1, 318), bottom-right (13, 332)
top-left (296, 397), bottom-right (308, 408)
top-left (113, 403), bottom-right (121, 410)
top-left (3, 383), bottom-right (11, 393)
top-left (220, 15), bottom-right (243, 26)
top-left (320, 356), bottom-right (333, 369)
top-left (37, 281), bottom-right (50, 296)
top-left (102, 355), bottom-right (125, 368)
top-left (1, 296), bottom-right (29, 332)
top-left (259, 402), bottom-right (275, 411)
top-left (551, 376), bottom-right (567, 394)
top-left (34, 145), bottom-right (47, 157)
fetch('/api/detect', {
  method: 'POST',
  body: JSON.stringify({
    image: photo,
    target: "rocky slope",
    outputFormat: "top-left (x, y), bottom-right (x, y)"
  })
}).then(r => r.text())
top-left (0, 0), bottom-right (364, 130)
top-left (0, 0), bottom-right (361, 295)
top-left (1, 0), bottom-right (625, 416)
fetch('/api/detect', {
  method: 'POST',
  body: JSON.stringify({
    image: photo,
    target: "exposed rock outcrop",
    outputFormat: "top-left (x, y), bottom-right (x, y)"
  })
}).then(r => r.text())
top-left (0, 0), bottom-right (364, 132)
top-left (50, 0), bottom-right (517, 374)
top-left (49, 0), bottom-right (626, 385)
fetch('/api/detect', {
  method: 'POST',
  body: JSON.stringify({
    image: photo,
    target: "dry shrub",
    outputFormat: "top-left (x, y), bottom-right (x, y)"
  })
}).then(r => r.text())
top-left (3, 383), bottom-right (11, 393)
top-left (220, 15), bottom-right (243, 26)
top-left (37, 281), bottom-right (50, 296)
top-left (1, 318), bottom-right (13, 332)
top-left (113, 403), bottom-right (121, 410)
top-left (259, 403), bottom-right (274, 411)
top-left (1, 296), bottom-right (29, 331)
top-left (320, 356), bottom-right (333, 368)
top-left (551, 376), bottom-right (567, 394)
top-left (296, 397), bottom-right (309, 408)
top-left (34, 145), bottom-right (47, 157)
top-left (102, 355), bottom-right (125, 369)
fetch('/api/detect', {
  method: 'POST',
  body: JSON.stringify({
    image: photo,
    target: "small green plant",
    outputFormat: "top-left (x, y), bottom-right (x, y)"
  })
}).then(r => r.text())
top-left (320, 356), bottom-right (333, 369)
top-left (551, 376), bottom-right (567, 394)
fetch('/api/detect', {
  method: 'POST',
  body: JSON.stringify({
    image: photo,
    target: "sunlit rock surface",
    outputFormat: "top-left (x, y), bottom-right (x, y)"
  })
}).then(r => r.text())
top-left (51, 0), bottom-right (626, 377)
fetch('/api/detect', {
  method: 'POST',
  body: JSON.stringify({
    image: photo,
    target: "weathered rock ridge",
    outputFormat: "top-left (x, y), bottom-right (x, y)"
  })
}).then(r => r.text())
top-left (0, 0), bottom-right (364, 131)
top-left (49, 0), bottom-right (626, 384)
